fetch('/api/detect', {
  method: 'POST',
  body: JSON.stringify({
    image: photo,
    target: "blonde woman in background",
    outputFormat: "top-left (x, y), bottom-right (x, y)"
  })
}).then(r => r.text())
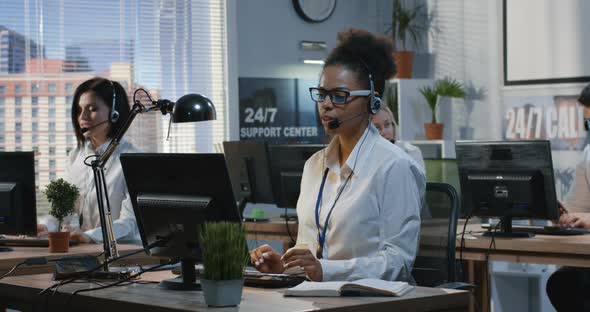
top-left (372, 105), bottom-right (425, 171)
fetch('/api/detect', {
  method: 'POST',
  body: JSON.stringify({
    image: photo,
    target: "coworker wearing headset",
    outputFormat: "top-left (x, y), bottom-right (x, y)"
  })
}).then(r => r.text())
top-left (38, 77), bottom-right (141, 243)
top-left (250, 29), bottom-right (425, 282)
top-left (546, 83), bottom-right (590, 311)
top-left (371, 104), bottom-right (425, 170)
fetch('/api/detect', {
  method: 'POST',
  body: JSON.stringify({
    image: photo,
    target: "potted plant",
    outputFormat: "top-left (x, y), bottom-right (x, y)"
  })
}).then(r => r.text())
top-left (200, 221), bottom-right (247, 307)
top-left (420, 77), bottom-right (466, 140)
top-left (389, 0), bottom-right (430, 78)
top-left (44, 178), bottom-right (79, 253)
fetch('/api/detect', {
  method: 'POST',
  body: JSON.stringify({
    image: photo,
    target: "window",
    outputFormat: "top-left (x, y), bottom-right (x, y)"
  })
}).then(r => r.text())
top-left (15, 146), bottom-right (21, 151)
top-left (2, 0), bottom-right (228, 218)
top-left (49, 160), bottom-right (56, 169)
top-left (15, 122), bottom-right (21, 131)
top-left (32, 96), bottom-right (38, 106)
top-left (0, 135), bottom-right (4, 143)
top-left (0, 107), bottom-right (4, 117)
top-left (48, 122), bottom-right (56, 132)
top-left (31, 83), bottom-right (39, 93)
top-left (49, 172), bottom-right (56, 181)
top-left (15, 97), bottom-right (21, 106)
top-left (32, 134), bottom-right (38, 144)
top-left (33, 146), bottom-right (39, 153)
top-left (0, 85), bottom-right (5, 94)
top-left (15, 85), bottom-right (22, 94)
top-left (49, 147), bottom-right (56, 155)
top-left (32, 122), bottom-right (38, 132)
top-left (0, 97), bottom-right (4, 106)
top-left (32, 108), bottom-right (38, 118)
top-left (15, 108), bottom-right (21, 118)
top-left (15, 135), bottom-right (21, 144)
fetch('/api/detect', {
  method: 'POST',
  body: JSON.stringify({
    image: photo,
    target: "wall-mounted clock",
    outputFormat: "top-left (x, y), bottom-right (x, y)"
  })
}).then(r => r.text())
top-left (293, 0), bottom-right (337, 23)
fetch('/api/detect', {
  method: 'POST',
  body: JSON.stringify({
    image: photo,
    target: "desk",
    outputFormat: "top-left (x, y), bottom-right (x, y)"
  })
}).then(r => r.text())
top-left (453, 223), bottom-right (590, 312)
top-left (0, 244), bottom-right (154, 277)
top-left (0, 271), bottom-right (469, 311)
top-left (245, 220), bottom-right (590, 312)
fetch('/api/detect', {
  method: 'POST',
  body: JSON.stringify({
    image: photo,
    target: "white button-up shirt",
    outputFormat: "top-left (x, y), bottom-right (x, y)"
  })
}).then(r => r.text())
top-left (40, 139), bottom-right (141, 243)
top-left (296, 124), bottom-right (425, 282)
top-left (563, 144), bottom-right (590, 212)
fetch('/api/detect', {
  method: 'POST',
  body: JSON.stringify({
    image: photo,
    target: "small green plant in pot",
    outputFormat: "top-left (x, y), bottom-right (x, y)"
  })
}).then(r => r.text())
top-left (44, 178), bottom-right (79, 252)
top-left (200, 221), bottom-right (247, 307)
top-left (420, 77), bottom-right (465, 140)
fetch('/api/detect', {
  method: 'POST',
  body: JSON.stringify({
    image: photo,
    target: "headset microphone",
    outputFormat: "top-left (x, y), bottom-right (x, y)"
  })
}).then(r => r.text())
top-left (80, 120), bottom-right (109, 134)
top-left (327, 112), bottom-right (367, 130)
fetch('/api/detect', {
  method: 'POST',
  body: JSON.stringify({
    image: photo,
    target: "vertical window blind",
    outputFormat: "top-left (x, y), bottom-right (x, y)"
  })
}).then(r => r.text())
top-left (0, 0), bottom-right (228, 216)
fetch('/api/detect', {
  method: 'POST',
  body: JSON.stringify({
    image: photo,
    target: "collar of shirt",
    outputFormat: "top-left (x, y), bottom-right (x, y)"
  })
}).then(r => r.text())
top-left (323, 124), bottom-right (379, 179)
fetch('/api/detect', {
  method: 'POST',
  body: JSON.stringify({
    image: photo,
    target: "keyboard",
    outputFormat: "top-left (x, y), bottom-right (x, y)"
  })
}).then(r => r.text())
top-left (481, 224), bottom-right (590, 236)
top-left (244, 271), bottom-right (306, 288)
top-left (0, 237), bottom-right (80, 247)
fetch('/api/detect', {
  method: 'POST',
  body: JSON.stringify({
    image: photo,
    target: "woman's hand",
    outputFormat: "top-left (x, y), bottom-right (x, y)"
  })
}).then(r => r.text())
top-left (249, 244), bottom-right (284, 274)
top-left (63, 225), bottom-right (92, 244)
top-left (282, 247), bottom-right (323, 281)
top-left (36, 224), bottom-right (48, 237)
top-left (559, 212), bottom-right (590, 229)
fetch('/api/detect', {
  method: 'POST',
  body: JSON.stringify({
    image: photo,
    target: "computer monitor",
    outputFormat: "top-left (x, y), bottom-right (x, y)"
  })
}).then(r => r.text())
top-left (267, 144), bottom-right (325, 211)
top-left (120, 153), bottom-right (241, 290)
top-left (222, 141), bottom-right (275, 214)
top-left (456, 140), bottom-right (559, 237)
top-left (0, 152), bottom-right (36, 242)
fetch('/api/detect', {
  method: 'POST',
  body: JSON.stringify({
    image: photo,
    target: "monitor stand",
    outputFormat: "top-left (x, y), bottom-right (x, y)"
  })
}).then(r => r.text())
top-left (481, 216), bottom-right (534, 238)
top-left (159, 258), bottom-right (201, 291)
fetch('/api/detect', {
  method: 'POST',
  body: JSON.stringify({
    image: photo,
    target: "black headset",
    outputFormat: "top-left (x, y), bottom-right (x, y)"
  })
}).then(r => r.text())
top-left (108, 80), bottom-right (120, 123)
top-left (358, 59), bottom-right (381, 115)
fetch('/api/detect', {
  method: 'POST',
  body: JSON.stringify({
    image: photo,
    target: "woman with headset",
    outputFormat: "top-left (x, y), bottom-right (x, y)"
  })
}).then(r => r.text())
top-left (250, 29), bottom-right (425, 282)
top-left (371, 104), bottom-right (425, 170)
top-left (37, 77), bottom-right (141, 243)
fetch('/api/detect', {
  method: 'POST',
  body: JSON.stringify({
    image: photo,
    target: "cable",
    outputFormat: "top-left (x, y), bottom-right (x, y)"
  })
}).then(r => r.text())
top-left (0, 261), bottom-right (25, 280)
top-left (458, 212), bottom-right (474, 282)
top-left (285, 205), bottom-right (296, 247)
top-left (65, 259), bottom-right (178, 308)
top-left (38, 240), bottom-right (162, 296)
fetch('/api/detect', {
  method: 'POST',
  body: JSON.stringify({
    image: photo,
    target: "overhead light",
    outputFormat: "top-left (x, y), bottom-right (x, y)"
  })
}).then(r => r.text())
top-left (300, 41), bottom-right (327, 51)
top-left (303, 59), bottom-right (324, 65)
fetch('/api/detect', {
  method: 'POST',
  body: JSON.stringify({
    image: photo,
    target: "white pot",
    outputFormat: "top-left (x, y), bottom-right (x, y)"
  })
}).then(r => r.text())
top-left (201, 279), bottom-right (244, 307)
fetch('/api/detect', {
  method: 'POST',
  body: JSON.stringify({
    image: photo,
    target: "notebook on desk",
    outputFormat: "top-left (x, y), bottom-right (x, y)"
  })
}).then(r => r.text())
top-left (0, 237), bottom-right (80, 247)
top-left (284, 279), bottom-right (414, 297)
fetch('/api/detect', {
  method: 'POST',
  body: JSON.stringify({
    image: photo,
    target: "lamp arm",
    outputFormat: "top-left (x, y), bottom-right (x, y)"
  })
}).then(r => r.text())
top-left (95, 102), bottom-right (145, 169)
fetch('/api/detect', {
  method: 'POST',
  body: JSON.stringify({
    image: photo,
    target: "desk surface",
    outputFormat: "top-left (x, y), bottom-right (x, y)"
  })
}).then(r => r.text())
top-left (245, 219), bottom-right (590, 267)
top-left (0, 244), bottom-right (152, 276)
top-left (0, 271), bottom-right (469, 312)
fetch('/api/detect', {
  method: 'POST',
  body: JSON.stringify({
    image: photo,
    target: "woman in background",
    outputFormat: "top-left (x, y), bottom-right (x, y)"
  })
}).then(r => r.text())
top-left (38, 77), bottom-right (140, 243)
top-left (250, 28), bottom-right (424, 282)
top-left (371, 105), bottom-right (425, 170)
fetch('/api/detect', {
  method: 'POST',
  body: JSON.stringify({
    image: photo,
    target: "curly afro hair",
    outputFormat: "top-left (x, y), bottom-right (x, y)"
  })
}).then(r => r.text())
top-left (324, 28), bottom-right (396, 96)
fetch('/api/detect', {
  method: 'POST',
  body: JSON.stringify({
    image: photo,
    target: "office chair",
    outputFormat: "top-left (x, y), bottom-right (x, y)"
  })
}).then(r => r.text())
top-left (413, 182), bottom-right (473, 290)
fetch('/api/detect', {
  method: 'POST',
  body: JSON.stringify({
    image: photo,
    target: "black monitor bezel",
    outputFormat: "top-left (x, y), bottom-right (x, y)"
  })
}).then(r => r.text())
top-left (456, 140), bottom-right (559, 221)
top-left (0, 152), bottom-right (36, 236)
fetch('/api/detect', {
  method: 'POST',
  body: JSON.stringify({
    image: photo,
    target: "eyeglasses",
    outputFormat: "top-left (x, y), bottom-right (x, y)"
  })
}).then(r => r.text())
top-left (309, 87), bottom-right (371, 105)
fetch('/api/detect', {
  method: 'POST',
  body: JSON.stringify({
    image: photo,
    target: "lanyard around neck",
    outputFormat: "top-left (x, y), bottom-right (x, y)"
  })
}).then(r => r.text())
top-left (314, 167), bottom-right (353, 259)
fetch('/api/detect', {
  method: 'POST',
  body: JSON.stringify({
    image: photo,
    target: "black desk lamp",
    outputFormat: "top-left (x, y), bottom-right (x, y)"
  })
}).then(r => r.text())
top-left (88, 89), bottom-right (216, 272)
